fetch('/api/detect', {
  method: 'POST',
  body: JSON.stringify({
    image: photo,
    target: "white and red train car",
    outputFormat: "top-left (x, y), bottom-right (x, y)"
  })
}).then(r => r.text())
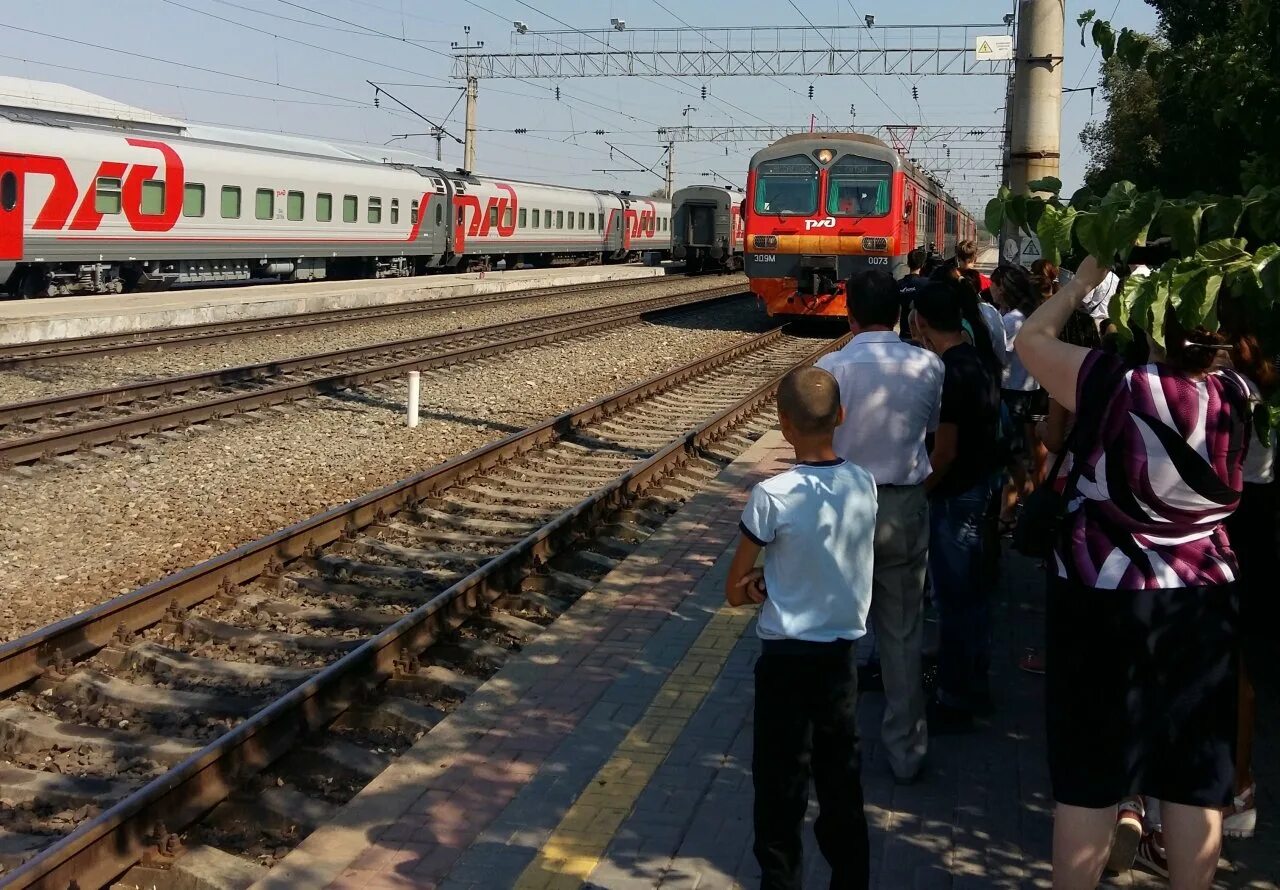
top-left (0, 78), bottom-right (671, 297)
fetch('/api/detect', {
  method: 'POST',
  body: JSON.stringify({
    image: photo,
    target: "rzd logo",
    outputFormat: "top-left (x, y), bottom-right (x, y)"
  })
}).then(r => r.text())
top-left (804, 217), bottom-right (836, 231)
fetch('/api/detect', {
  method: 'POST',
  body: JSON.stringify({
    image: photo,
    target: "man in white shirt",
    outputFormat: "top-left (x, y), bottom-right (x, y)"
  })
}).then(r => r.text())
top-left (816, 269), bottom-right (944, 784)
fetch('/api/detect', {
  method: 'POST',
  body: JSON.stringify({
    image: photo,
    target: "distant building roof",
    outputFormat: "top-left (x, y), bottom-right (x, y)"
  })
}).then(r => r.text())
top-left (0, 76), bottom-right (185, 130)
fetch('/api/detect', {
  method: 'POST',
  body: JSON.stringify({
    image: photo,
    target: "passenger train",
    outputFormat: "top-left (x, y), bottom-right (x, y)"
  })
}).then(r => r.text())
top-left (0, 79), bottom-right (671, 298)
top-left (744, 132), bottom-right (976, 318)
top-left (671, 185), bottom-right (745, 274)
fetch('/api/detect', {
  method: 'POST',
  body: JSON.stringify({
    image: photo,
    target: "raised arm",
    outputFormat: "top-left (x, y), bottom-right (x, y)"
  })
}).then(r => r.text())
top-left (1015, 257), bottom-right (1109, 413)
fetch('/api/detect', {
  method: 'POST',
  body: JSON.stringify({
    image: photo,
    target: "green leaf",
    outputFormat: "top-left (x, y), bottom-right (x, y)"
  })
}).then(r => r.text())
top-left (1007, 194), bottom-right (1029, 233)
top-left (1092, 19), bottom-right (1116, 60)
top-left (1171, 266), bottom-right (1221, 332)
top-left (984, 197), bottom-right (1006, 240)
top-left (1260, 244), bottom-right (1280, 305)
top-left (1108, 270), bottom-right (1146, 344)
top-left (1074, 210), bottom-right (1118, 263)
top-left (1156, 203), bottom-right (1202, 256)
top-left (1023, 198), bottom-right (1047, 238)
top-left (1100, 181), bottom-right (1137, 208)
top-left (1036, 205), bottom-right (1077, 267)
top-left (1077, 9), bottom-right (1097, 46)
top-left (1146, 268), bottom-right (1175, 348)
top-left (1113, 191), bottom-right (1162, 247)
top-left (1203, 197), bottom-right (1245, 240)
top-left (1116, 29), bottom-right (1148, 68)
top-left (1027, 177), bottom-right (1063, 197)
top-left (1195, 238), bottom-right (1251, 266)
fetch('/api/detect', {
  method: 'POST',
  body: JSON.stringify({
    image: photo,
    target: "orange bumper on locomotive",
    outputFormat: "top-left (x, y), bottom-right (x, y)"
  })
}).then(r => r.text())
top-left (745, 232), bottom-right (901, 318)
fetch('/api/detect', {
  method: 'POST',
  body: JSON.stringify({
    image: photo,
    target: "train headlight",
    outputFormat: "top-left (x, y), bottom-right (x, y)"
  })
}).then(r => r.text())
top-left (863, 236), bottom-right (888, 251)
top-left (814, 148), bottom-right (835, 165)
top-left (753, 235), bottom-right (778, 249)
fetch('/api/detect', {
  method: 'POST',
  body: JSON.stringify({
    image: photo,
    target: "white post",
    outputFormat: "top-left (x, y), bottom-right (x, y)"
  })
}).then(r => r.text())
top-left (407, 371), bottom-right (420, 428)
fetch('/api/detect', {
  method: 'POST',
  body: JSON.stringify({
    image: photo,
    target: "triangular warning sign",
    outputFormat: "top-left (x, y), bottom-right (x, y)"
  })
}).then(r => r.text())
top-left (978, 41), bottom-right (992, 53)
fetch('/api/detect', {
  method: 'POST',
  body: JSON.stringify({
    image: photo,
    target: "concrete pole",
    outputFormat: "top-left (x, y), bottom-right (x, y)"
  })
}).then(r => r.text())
top-left (463, 77), bottom-right (478, 173)
top-left (664, 141), bottom-right (675, 199)
top-left (1005, 0), bottom-right (1064, 261)
top-left (406, 371), bottom-right (421, 428)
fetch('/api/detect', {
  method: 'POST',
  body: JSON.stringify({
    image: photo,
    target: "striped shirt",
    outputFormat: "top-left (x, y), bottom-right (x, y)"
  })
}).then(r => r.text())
top-left (1055, 349), bottom-right (1252, 590)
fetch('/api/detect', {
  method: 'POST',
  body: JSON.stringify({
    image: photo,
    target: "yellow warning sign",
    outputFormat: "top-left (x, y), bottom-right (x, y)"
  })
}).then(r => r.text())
top-left (975, 35), bottom-right (1014, 61)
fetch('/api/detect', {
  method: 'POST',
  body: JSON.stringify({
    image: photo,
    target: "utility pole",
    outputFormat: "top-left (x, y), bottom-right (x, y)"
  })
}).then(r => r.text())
top-left (664, 141), bottom-right (675, 199)
top-left (1005, 0), bottom-right (1064, 260)
top-left (451, 26), bottom-right (484, 173)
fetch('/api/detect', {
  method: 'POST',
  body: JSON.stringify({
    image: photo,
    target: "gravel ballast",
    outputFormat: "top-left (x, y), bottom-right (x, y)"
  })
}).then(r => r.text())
top-left (0, 301), bottom-right (777, 641)
top-left (0, 276), bottom-right (746, 405)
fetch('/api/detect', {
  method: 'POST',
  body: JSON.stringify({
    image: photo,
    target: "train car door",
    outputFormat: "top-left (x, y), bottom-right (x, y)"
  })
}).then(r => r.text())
top-left (0, 154), bottom-right (24, 262)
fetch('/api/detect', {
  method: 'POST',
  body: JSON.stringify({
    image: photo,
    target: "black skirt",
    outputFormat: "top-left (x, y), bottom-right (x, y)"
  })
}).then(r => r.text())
top-left (1045, 575), bottom-right (1239, 809)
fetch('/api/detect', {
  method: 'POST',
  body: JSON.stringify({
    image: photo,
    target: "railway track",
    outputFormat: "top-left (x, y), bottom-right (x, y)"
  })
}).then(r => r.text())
top-left (0, 286), bottom-right (746, 467)
top-left (0, 275), bottom-right (717, 370)
top-left (0, 325), bottom-right (846, 888)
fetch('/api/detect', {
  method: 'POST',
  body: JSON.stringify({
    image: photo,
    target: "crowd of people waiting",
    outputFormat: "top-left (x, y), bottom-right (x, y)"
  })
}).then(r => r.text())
top-left (725, 238), bottom-right (1277, 890)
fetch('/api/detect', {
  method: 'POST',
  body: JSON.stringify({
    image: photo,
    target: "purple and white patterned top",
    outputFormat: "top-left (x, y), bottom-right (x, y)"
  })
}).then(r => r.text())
top-left (1055, 349), bottom-right (1252, 590)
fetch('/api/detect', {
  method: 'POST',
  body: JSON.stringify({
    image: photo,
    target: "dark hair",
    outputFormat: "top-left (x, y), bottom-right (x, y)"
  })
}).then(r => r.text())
top-left (998, 263), bottom-right (1041, 316)
top-left (1162, 307), bottom-right (1229, 375)
top-left (1030, 259), bottom-right (1059, 299)
top-left (955, 240), bottom-right (977, 263)
top-left (846, 269), bottom-right (901, 328)
top-left (1217, 293), bottom-right (1278, 396)
top-left (959, 267), bottom-right (983, 293)
top-left (928, 258), bottom-right (959, 283)
top-left (913, 281), bottom-right (964, 334)
top-left (777, 366), bottom-right (842, 434)
top-left (907, 248), bottom-right (927, 271)
top-left (1060, 309), bottom-right (1101, 349)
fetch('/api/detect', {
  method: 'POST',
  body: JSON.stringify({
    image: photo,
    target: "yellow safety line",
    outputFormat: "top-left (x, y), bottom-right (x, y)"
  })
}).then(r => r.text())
top-left (513, 607), bottom-right (754, 890)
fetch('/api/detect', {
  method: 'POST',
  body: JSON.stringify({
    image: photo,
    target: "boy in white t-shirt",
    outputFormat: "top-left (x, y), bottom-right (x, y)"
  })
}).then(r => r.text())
top-left (725, 366), bottom-right (877, 890)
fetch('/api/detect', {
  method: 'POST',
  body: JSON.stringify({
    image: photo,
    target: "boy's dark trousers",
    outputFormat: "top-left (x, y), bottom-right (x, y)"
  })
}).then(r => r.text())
top-left (752, 639), bottom-right (870, 890)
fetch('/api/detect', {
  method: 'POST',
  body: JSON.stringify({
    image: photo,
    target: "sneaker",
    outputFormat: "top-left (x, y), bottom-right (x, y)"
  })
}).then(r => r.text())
top-left (1134, 830), bottom-right (1169, 879)
top-left (1107, 800), bottom-right (1144, 873)
top-left (1223, 784), bottom-right (1257, 839)
top-left (1018, 649), bottom-right (1046, 675)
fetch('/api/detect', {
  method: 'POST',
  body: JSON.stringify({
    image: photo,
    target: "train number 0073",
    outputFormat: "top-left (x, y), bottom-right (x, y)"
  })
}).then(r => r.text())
top-left (866, 256), bottom-right (889, 265)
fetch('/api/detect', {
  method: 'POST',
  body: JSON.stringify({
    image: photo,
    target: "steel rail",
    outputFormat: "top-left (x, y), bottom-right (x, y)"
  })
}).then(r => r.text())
top-left (0, 275), bottom-right (697, 369)
top-left (0, 326), bottom-right (847, 889)
top-left (0, 287), bottom-right (746, 465)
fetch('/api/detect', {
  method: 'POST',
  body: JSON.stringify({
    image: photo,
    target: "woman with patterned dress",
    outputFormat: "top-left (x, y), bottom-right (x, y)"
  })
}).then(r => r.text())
top-left (1015, 257), bottom-right (1253, 890)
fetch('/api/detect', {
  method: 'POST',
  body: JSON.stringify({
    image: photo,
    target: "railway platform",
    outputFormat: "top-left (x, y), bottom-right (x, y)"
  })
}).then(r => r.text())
top-left (0, 264), bottom-right (669, 346)
top-left (252, 431), bottom-right (1280, 890)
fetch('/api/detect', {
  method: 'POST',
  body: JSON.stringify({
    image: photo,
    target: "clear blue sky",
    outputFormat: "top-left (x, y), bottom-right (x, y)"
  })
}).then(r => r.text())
top-left (2, 1), bottom-right (1156, 215)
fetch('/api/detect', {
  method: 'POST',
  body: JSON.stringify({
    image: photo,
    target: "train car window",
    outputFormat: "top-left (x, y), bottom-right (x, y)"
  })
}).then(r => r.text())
top-left (182, 183), bottom-right (205, 218)
top-left (488, 207), bottom-right (498, 228)
top-left (519, 208), bottom-right (527, 228)
top-left (140, 180), bottom-right (166, 216)
top-left (343, 195), bottom-right (358, 223)
top-left (532, 208), bottom-right (541, 228)
top-left (255, 189), bottom-right (274, 221)
top-left (368, 197), bottom-right (383, 224)
top-left (545, 208), bottom-right (551, 228)
top-left (391, 199), bottom-right (400, 225)
top-left (753, 154), bottom-right (819, 215)
top-left (503, 207), bottom-right (514, 228)
top-left (317, 193), bottom-right (333, 222)
top-left (578, 212), bottom-right (585, 229)
top-left (220, 186), bottom-right (241, 219)
top-left (95, 177), bottom-right (123, 215)
top-left (588, 212), bottom-right (595, 230)
top-left (410, 199), bottom-right (419, 225)
top-left (567, 212), bottom-right (575, 230)
top-left (827, 156), bottom-right (891, 217)
top-left (599, 214), bottom-right (605, 232)
top-left (287, 191), bottom-right (304, 221)
top-left (0, 172), bottom-right (15, 212)
top-left (556, 210), bottom-right (564, 229)
top-left (435, 203), bottom-right (443, 225)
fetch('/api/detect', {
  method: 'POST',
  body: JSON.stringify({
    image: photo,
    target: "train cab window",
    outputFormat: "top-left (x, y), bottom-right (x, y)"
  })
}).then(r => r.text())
top-left (343, 195), bottom-right (358, 223)
top-left (390, 198), bottom-right (400, 225)
top-left (567, 212), bottom-right (575, 230)
top-left (532, 208), bottom-right (541, 228)
top-left (753, 154), bottom-right (819, 215)
top-left (503, 207), bottom-right (513, 228)
top-left (828, 155), bottom-right (891, 217)
top-left (183, 183), bottom-right (205, 218)
top-left (287, 191), bottom-right (304, 221)
top-left (256, 189), bottom-right (274, 220)
top-left (435, 203), bottom-right (443, 225)
top-left (95, 177), bottom-right (123, 215)
top-left (410, 199), bottom-right (419, 225)
top-left (220, 186), bottom-right (241, 219)
top-left (519, 208), bottom-right (527, 228)
top-left (141, 180), bottom-right (165, 216)
top-left (368, 197), bottom-right (383, 224)
top-left (556, 210), bottom-right (564, 229)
